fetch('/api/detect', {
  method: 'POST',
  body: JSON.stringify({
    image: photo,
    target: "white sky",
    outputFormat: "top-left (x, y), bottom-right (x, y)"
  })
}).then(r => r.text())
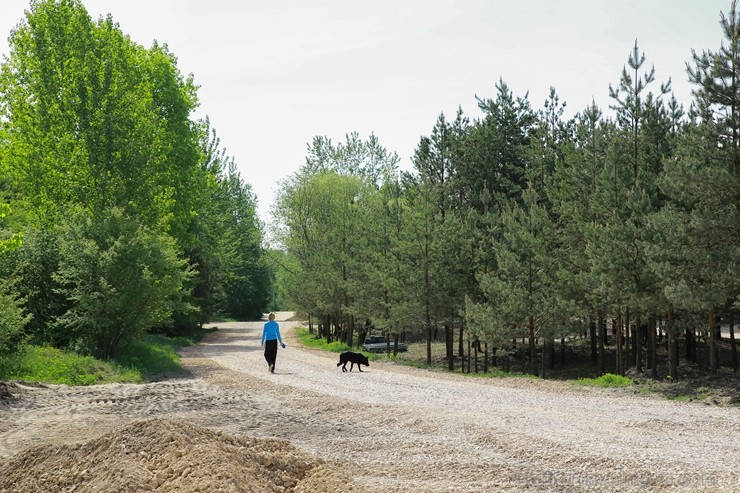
top-left (0, 0), bottom-right (730, 223)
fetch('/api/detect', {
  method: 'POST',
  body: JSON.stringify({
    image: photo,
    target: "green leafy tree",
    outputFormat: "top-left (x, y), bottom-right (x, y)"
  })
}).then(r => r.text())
top-left (0, 283), bottom-right (30, 356)
top-left (221, 166), bottom-right (271, 320)
top-left (0, 205), bottom-right (23, 255)
top-left (275, 133), bottom-right (398, 343)
top-left (176, 119), bottom-right (271, 326)
top-left (0, 227), bottom-right (70, 347)
top-left (276, 171), bottom-right (369, 340)
top-left (0, 205), bottom-right (30, 356)
top-left (54, 208), bottom-right (194, 358)
top-left (0, 1), bottom-right (274, 334)
top-left (0, 0), bottom-right (200, 234)
top-left (303, 132), bottom-right (398, 185)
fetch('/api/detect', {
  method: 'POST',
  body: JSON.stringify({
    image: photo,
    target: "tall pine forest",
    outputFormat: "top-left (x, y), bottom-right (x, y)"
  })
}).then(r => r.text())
top-left (273, 3), bottom-right (739, 380)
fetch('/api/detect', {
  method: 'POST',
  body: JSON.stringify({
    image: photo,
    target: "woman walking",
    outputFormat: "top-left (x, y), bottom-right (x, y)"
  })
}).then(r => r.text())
top-left (261, 312), bottom-right (285, 373)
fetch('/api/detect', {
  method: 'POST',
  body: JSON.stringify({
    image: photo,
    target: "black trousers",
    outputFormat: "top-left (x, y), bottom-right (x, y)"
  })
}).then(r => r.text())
top-left (264, 339), bottom-right (278, 367)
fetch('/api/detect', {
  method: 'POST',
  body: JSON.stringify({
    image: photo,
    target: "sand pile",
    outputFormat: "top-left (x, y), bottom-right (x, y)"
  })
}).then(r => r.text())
top-left (0, 418), bottom-right (357, 492)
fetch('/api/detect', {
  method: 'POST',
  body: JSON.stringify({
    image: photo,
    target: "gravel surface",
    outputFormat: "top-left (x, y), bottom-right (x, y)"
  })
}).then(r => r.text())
top-left (1, 315), bottom-right (739, 492)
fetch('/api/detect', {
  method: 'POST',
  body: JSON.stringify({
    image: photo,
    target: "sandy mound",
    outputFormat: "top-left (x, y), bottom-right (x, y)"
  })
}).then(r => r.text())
top-left (0, 418), bottom-right (357, 493)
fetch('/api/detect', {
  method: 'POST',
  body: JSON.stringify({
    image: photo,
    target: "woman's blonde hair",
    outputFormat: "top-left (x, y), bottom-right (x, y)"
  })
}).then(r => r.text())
top-left (268, 312), bottom-right (276, 321)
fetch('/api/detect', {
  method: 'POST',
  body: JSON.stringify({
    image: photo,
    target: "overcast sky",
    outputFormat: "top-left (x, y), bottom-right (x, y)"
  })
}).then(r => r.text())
top-left (0, 0), bottom-right (730, 222)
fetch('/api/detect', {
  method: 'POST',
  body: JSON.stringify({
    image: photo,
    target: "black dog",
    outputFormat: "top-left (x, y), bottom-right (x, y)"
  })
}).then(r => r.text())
top-left (337, 351), bottom-right (369, 372)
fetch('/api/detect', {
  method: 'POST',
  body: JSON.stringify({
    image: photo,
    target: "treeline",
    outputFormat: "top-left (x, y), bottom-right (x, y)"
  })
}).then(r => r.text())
top-left (0, 0), bottom-right (271, 359)
top-left (274, 4), bottom-right (740, 379)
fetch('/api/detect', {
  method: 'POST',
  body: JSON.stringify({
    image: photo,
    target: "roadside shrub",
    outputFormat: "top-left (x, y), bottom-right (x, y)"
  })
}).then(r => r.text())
top-left (54, 208), bottom-right (195, 359)
top-left (0, 227), bottom-right (70, 347)
top-left (577, 373), bottom-right (633, 387)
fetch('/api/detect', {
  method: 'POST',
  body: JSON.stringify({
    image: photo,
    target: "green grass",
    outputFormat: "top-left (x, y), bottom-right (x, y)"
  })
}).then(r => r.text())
top-left (297, 328), bottom-right (354, 353)
top-left (0, 346), bottom-right (140, 385)
top-left (0, 329), bottom-right (211, 386)
top-left (114, 332), bottom-right (204, 380)
top-left (576, 373), bottom-right (633, 387)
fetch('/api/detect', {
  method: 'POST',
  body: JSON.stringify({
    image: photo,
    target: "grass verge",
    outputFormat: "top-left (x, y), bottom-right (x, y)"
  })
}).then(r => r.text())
top-left (0, 329), bottom-right (212, 386)
top-left (576, 373), bottom-right (633, 387)
top-left (0, 346), bottom-right (140, 385)
top-left (297, 328), bottom-right (355, 353)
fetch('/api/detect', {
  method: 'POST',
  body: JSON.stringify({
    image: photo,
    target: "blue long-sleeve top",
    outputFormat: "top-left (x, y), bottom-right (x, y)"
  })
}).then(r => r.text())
top-left (261, 321), bottom-right (283, 345)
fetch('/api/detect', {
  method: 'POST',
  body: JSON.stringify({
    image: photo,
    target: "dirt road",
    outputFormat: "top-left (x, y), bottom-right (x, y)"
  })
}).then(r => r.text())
top-left (1, 316), bottom-right (739, 492)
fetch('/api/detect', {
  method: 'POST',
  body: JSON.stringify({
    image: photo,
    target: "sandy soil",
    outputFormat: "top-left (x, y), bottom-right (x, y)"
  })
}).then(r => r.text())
top-left (1, 314), bottom-right (739, 492)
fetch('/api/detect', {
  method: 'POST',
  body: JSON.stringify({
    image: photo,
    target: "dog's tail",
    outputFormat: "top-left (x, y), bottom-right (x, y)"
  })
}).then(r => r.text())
top-left (336, 362), bottom-right (341, 367)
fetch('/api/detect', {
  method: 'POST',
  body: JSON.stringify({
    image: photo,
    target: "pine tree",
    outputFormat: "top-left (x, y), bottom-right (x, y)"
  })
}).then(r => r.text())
top-left (588, 40), bottom-right (672, 375)
top-left (467, 185), bottom-right (563, 375)
top-left (682, 0), bottom-right (740, 372)
top-left (550, 101), bottom-right (611, 372)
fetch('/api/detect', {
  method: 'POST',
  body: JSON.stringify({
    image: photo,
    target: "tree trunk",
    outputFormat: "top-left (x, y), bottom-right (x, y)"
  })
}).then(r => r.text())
top-left (616, 309), bottom-right (624, 376)
top-left (635, 312), bottom-right (643, 373)
top-left (625, 307), bottom-right (631, 370)
top-left (646, 317), bottom-right (653, 372)
top-left (359, 320), bottom-right (369, 350)
top-left (560, 337), bottom-right (566, 365)
top-left (668, 307), bottom-right (678, 380)
top-left (528, 315), bottom-right (536, 376)
top-left (445, 325), bottom-right (454, 371)
top-left (426, 326), bottom-right (433, 366)
top-left (673, 325), bottom-right (680, 371)
top-left (346, 314), bottom-right (354, 348)
top-left (458, 325), bottom-right (464, 359)
top-left (467, 339), bottom-right (471, 373)
top-left (540, 339), bottom-right (547, 378)
top-left (709, 309), bottom-right (719, 373)
top-left (484, 343), bottom-right (489, 373)
top-left (598, 312), bottom-right (606, 375)
top-left (650, 315), bottom-right (658, 378)
top-left (548, 338), bottom-right (555, 370)
top-left (730, 312), bottom-right (738, 372)
top-left (589, 317), bottom-right (597, 365)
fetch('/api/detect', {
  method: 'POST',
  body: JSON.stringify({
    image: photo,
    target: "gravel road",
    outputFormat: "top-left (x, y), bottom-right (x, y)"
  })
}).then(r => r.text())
top-left (188, 317), bottom-right (740, 492)
top-left (1, 315), bottom-right (739, 492)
